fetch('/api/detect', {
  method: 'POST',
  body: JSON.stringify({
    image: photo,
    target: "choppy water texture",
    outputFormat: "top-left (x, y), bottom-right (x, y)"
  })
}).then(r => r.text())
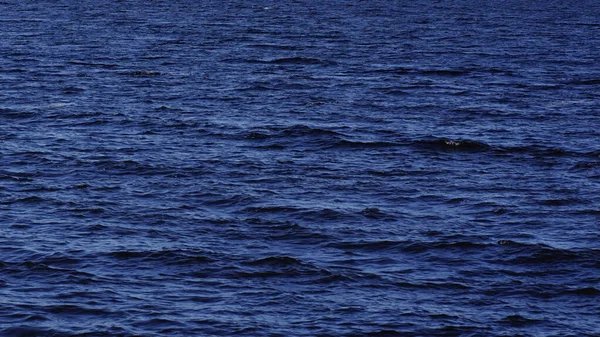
top-left (1, 0), bottom-right (600, 336)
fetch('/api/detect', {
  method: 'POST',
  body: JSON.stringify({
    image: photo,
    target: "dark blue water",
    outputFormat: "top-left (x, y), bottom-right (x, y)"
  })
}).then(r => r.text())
top-left (1, 1), bottom-right (599, 336)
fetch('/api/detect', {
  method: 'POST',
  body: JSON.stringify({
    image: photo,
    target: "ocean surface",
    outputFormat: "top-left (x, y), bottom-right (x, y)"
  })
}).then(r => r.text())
top-left (1, 1), bottom-right (599, 336)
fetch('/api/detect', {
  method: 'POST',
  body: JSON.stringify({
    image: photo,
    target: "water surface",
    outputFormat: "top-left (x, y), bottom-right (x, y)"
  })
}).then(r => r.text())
top-left (1, 1), bottom-right (599, 336)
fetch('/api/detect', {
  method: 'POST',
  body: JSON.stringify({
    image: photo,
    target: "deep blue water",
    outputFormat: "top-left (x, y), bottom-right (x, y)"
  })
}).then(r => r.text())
top-left (1, 1), bottom-right (599, 336)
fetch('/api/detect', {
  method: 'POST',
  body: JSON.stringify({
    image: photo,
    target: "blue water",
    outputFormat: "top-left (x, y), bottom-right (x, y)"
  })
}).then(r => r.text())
top-left (1, 1), bottom-right (599, 336)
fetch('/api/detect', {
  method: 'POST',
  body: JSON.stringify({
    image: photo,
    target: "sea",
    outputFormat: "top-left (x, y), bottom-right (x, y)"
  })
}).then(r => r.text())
top-left (1, 1), bottom-right (599, 336)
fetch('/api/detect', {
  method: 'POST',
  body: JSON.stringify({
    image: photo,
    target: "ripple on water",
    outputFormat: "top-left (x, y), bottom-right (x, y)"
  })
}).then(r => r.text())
top-left (0, 0), bottom-right (599, 336)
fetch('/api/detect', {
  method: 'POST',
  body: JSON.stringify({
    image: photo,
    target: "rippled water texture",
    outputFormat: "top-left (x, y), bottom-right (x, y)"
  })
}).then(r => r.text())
top-left (1, 1), bottom-right (599, 336)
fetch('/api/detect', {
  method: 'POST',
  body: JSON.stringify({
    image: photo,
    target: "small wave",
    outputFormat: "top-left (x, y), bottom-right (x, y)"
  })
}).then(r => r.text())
top-left (248, 43), bottom-right (299, 50)
top-left (327, 240), bottom-right (405, 253)
top-left (122, 70), bottom-right (163, 77)
top-left (565, 78), bottom-right (600, 85)
top-left (499, 314), bottom-right (544, 327)
top-left (0, 109), bottom-right (36, 119)
top-left (244, 256), bottom-right (305, 267)
top-left (28, 252), bottom-right (83, 267)
top-left (108, 249), bottom-right (214, 265)
top-left (68, 118), bottom-right (110, 126)
top-left (367, 66), bottom-right (488, 77)
top-left (1, 326), bottom-right (137, 337)
top-left (411, 137), bottom-right (597, 159)
top-left (571, 161), bottom-right (600, 170)
top-left (9, 223), bottom-right (31, 229)
top-left (1, 196), bottom-right (45, 205)
top-left (402, 325), bottom-right (485, 336)
top-left (331, 139), bottom-right (399, 149)
top-left (413, 137), bottom-right (491, 152)
top-left (132, 318), bottom-right (187, 329)
top-left (358, 329), bottom-right (408, 336)
top-left (242, 205), bottom-right (315, 216)
top-left (497, 243), bottom-right (598, 266)
top-left (224, 56), bottom-right (335, 66)
top-left (244, 131), bottom-right (270, 140)
top-left (0, 172), bottom-right (33, 181)
top-left (3, 260), bottom-right (94, 284)
top-left (202, 193), bottom-right (255, 207)
top-left (393, 280), bottom-right (472, 291)
top-left (242, 206), bottom-right (354, 221)
top-left (269, 57), bottom-right (332, 65)
top-left (404, 240), bottom-right (488, 253)
top-left (296, 208), bottom-right (355, 221)
top-left (45, 110), bottom-right (105, 120)
top-left (67, 60), bottom-right (119, 68)
top-left (242, 124), bottom-right (345, 144)
top-left (66, 207), bottom-right (105, 215)
top-left (1, 327), bottom-right (59, 337)
top-left (498, 145), bottom-right (570, 157)
top-left (246, 219), bottom-right (331, 243)
top-left (2, 67), bottom-right (27, 73)
top-left (372, 87), bottom-right (410, 95)
top-left (235, 84), bottom-right (277, 91)
top-left (568, 286), bottom-right (600, 296)
top-left (20, 185), bottom-right (62, 192)
top-left (328, 236), bottom-right (497, 256)
top-left (43, 304), bottom-right (115, 316)
top-left (235, 255), bottom-right (328, 279)
top-left (279, 124), bottom-right (344, 138)
top-left (92, 159), bottom-right (163, 176)
top-left (538, 198), bottom-right (585, 207)
top-left (359, 207), bottom-right (395, 220)
top-left (420, 68), bottom-right (471, 76)
top-left (59, 86), bottom-right (85, 95)
top-left (366, 66), bottom-right (412, 75)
